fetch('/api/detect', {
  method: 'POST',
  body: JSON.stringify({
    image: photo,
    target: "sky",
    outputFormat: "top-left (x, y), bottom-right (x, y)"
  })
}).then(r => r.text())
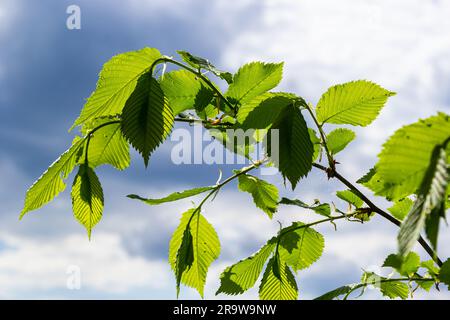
top-left (0, 0), bottom-right (449, 299)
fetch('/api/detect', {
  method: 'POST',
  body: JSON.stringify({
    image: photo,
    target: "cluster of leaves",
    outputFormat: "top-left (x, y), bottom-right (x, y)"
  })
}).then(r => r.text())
top-left (317, 252), bottom-right (450, 300)
top-left (21, 47), bottom-right (449, 299)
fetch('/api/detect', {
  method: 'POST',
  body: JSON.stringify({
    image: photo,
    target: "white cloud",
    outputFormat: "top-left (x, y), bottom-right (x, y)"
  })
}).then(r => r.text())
top-left (221, 0), bottom-right (450, 167)
top-left (2, 0), bottom-right (450, 300)
top-left (0, 232), bottom-right (172, 298)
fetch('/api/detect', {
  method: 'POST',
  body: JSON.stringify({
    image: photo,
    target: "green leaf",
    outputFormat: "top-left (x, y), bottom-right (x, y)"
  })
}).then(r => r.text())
top-left (21, 137), bottom-right (85, 218)
top-left (438, 259), bottom-right (450, 289)
top-left (383, 252), bottom-right (420, 276)
top-left (175, 227), bottom-right (194, 297)
top-left (361, 272), bottom-right (409, 299)
top-left (308, 129), bottom-right (322, 162)
top-left (169, 209), bottom-right (220, 298)
top-left (121, 74), bottom-right (174, 167)
top-left (71, 164), bottom-right (104, 239)
top-left (216, 239), bottom-right (276, 295)
top-left (208, 127), bottom-right (256, 159)
top-left (237, 174), bottom-right (279, 218)
top-left (226, 62), bottom-right (283, 105)
top-left (81, 118), bottom-right (130, 170)
top-left (265, 104), bottom-right (314, 189)
top-left (420, 260), bottom-right (439, 277)
top-left (159, 70), bottom-right (214, 116)
top-left (259, 255), bottom-right (298, 300)
top-left (314, 284), bottom-right (358, 300)
top-left (326, 128), bottom-right (356, 155)
top-left (278, 223), bottom-right (325, 271)
top-left (388, 198), bottom-right (413, 221)
top-left (336, 190), bottom-right (364, 208)
top-left (72, 47), bottom-right (162, 129)
top-left (279, 197), bottom-right (330, 217)
top-left (398, 144), bottom-right (449, 256)
top-left (127, 186), bottom-right (214, 205)
top-left (316, 80), bottom-right (395, 126)
top-left (236, 93), bottom-right (300, 129)
top-left (176, 50), bottom-right (232, 83)
top-left (373, 113), bottom-right (450, 201)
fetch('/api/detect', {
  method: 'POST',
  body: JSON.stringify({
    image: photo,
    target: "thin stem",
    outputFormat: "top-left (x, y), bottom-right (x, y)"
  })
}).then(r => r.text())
top-left (150, 57), bottom-right (238, 115)
top-left (186, 160), bottom-right (265, 226)
top-left (304, 104), bottom-right (335, 172)
top-left (174, 117), bottom-right (232, 129)
top-left (312, 162), bottom-right (443, 267)
top-left (278, 212), bottom-right (360, 239)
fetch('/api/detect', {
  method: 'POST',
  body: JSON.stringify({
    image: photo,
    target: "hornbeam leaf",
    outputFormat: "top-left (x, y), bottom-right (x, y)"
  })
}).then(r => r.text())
top-left (81, 118), bottom-right (130, 170)
top-left (176, 50), bottom-right (232, 83)
top-left (361, 272), bottom-right (409, 299)
top-left (226, 62), bottom-right (283, 105)
top-left (21, 137), bottom-right (85, 218)
top-left (127, 186), bottom-right (214, 205)
top-left (159, 70), bottom-right (214, 116)
top-left (336, 190), bottom-right (364, 208)
top-left (72, 47), bottom-right (162, 129)
top-left (169, 209), bottom-right (220, 298)
top-left (265, 104), bottom-right (314, 189)
top-left (316, 80), bottom-right (395, 126)
top-left (175, 227), bottom-right (194, 297)
top-left (388, 198), bottom-right (413, 221)
top-left (238, 174), bottom-right (279, 218)
top-left (278, 223), bottom-right (325, 271)
top-left (279, 198), bottom-right (330, 217)
top-left (382, 252), bottom-right (420, 276)
top-left (314, 284), bottom-right (358, 300)
top-left (398, 145), bottom-right (449, 256)
top-left (373, 113), bottom-right (450, 201)
top-left (216, 239), bottom-right (276, 295)
top-left (71, 164), bottom-right (104, 239)
top-left (259, 255), bottom-right (298, 300)
top-left (439, 259), bottom-right (450, 289)
top-left (121, 74), bottom-right (174, 167)
top-left (236, 93), bottom-right (300, 129)
top-left (308, 129), bottom-right (322, 162)
top-left (326, 128), bottom-right (356, 155)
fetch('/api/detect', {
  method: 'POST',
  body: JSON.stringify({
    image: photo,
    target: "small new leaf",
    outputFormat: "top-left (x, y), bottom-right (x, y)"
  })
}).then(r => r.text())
top-left (438, 259), bottom-right (450, 289)
top-left (326, 128), bottom-right (356, 155)
top-left (238, 174), bottom-right (279, 218)
top-left (279, 198), bottom-right (330, 217)
top-left (336, 190), bottom-right (364, 208)
top-left (362, 272), bottom-right (409, 300)
top-left (388, 198), bottom-right (413, 221)
top-left (382, 252), bottom-right (420, 276)
top-left (176, 50), bottom-right (232, 83)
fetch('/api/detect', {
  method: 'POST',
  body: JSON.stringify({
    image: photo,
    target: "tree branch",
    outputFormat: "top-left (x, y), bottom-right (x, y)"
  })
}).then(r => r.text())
top-left (312, 162), bottom-right (443, 267)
